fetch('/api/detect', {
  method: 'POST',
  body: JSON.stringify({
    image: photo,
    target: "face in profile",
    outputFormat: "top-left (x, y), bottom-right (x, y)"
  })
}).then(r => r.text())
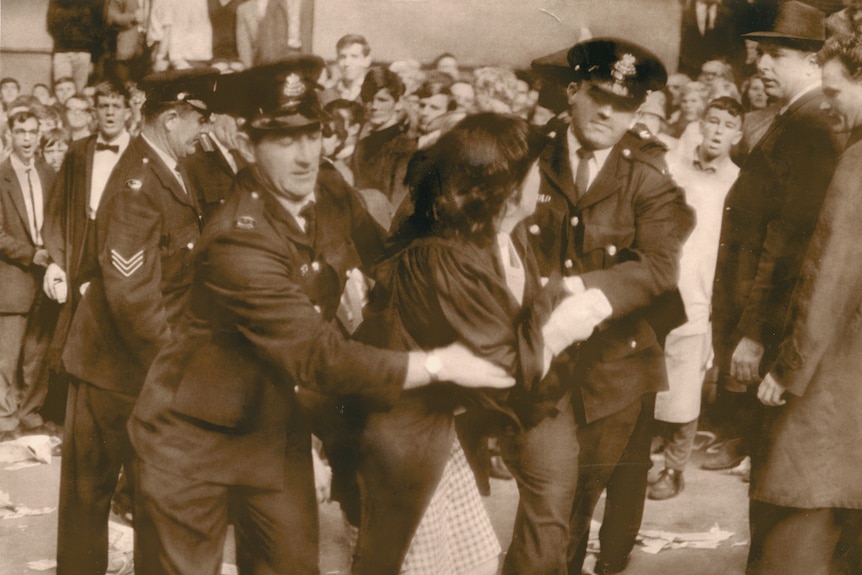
top-left (364, 88), bottom-right (398, 131)
top-left (567, 82), bottom-right (638, 150)
top-left (821, 58), bottom-right (862, 133)
top-left (166, 108), bottom-right (209, 160)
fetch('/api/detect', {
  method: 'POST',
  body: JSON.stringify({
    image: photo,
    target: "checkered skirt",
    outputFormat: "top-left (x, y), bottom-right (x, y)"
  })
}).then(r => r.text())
top-left (399, 437), bottom-right (501, 575)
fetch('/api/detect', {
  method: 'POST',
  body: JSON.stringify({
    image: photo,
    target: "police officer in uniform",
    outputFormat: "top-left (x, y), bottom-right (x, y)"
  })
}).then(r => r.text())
top-left (127, 56), bottom-right (513, 575)
top-left (56, 67), bottom-right (220, 575)
top-left (501, 39), bottom-right (694, 575)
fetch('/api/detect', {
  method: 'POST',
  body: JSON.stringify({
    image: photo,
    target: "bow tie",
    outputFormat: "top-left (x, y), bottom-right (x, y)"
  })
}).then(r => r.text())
top-left (95, 142), bottom-right (120, 153)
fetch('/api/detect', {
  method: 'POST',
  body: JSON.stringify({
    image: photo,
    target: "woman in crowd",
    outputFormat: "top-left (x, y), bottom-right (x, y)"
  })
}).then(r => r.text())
top-left (348, 112), bottom-right (592, 575)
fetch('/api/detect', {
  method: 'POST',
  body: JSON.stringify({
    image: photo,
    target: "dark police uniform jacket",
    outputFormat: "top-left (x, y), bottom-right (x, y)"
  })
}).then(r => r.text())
top-left (128, 166), bottom-right (408, 490)
top-left (712, 88), bottom-right (842, 374)
top-left (62, 135), bottom-right (204, 395)
top-left (525, 126), bottom-right (694, 424)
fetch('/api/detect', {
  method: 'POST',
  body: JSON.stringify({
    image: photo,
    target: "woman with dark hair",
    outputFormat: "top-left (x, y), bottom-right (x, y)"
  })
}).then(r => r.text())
top-left (349, 112), bottom-right (601, 575)
top-left (351, 67), bottom-right (417, 216)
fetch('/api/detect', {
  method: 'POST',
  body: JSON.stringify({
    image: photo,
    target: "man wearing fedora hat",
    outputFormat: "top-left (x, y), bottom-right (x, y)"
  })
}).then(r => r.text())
top-left (127, 55), bottom-right (514, 575)
top-left (501, 39), bottom-right (694, 575)
top-left (55, 66), bottom-right (222, 575)
top-left (747, 32), bottom-right (862, 575)
top-left (710, 0), bottom-right (842, 500)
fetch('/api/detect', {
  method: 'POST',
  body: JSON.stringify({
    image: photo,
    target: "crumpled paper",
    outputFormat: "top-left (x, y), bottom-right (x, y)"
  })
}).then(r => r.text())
top-left (588, 520), bottom-right (735, 557)
top-left (637, 524), bottom-right (734, 554)
top-left (0, 489), bottom-right (55, 519)
top-left (0, 435), bottom-right (56, 469)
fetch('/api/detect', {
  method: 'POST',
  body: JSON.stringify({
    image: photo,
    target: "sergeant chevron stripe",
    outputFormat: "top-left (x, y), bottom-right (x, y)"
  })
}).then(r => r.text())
top-left (111, 249), bottom-right (144, 277)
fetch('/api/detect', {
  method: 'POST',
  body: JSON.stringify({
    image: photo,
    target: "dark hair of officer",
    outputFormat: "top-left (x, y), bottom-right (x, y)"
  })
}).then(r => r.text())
top-left (360, 67), bottom-right (406, 103)
top-left (401, 112), bottom-right (545, 246)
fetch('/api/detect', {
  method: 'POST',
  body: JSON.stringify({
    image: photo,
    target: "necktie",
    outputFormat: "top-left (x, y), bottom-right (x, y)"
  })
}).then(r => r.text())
top-left (575, 148), bottom-right (594, 198)
top-left (299, 202), bottom-right (316, 240)
top-left (25, 168), bottom-right (41, 245)
top-left (95, 142), bottom-right (120, 153)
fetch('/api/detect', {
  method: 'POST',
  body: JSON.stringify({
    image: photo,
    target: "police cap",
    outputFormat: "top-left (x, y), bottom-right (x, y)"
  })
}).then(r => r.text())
top-left (139, 67), bottom-right (221, 116)
top-left (240, 55), bottom-right (327, 132)
top-left (567, 38), bottom-right (667, 106)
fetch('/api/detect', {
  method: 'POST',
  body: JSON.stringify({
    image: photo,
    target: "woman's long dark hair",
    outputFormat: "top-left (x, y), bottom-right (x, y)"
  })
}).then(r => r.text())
top-left (397, 112), bottom-right (546, 247)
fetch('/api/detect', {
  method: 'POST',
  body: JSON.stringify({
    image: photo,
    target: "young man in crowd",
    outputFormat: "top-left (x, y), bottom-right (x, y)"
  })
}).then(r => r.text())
top-left (41, 79), bottom-right (133, 430)
top-left (63, 94), bottom-right (93, 141)
top-left (503, 39), bottom-right (694, 575)
top-left (650, 96), bottom-right (743, 500)
top-left (746, 32), bottom-right (862, 575)
top-left (1, 77), bottom-right (21, 106)
top-left (53, 77), bottom-right (78, 106)
top-left (321, 34), bottom-right (373, 104)
top-left (55, 67), bottom-right (221, 575)
top-left (126, 55), bottom-right (513, 575)
top-left (0, 108), bottom-right (56, 440)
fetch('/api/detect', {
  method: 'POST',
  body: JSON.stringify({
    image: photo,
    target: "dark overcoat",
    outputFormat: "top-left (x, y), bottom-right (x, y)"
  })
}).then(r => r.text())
top-left (0, 157), bottom-right (55, 314)
top-left (752, 128), bottom-right (862, 510)
top-left (712, 88), bottom-right (842, 374)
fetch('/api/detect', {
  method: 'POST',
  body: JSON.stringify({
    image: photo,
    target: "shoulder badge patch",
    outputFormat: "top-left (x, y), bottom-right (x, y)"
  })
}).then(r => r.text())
top-left (111, 249), bottom-right (144, 277)
top-left (236, 215), bottom-right (256, 230)
top-left (125, 179), bottom-right (143, 191)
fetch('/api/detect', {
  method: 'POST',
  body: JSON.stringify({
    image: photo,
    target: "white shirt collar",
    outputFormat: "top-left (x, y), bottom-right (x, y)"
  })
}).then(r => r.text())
top-left (566, 125), bottom-right (613, 186)
top-left (141, 132), bottom-right (178, 173)
top-left (779, 80), bottom-right (821, 116)
top-left (9, 152), bottom-right (33, 173)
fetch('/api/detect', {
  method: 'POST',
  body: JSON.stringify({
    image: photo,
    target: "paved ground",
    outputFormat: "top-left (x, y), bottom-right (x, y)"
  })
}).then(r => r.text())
top-left (0, 440), bottom-right (750, 575)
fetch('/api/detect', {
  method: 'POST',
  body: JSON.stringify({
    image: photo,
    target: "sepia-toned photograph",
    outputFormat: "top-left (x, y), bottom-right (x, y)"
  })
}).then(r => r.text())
top-left (0, 0), bottom-right (860, 574)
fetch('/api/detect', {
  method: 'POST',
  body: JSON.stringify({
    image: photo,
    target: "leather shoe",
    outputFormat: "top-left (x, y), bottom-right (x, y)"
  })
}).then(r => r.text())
top-left (648, 468), bottom-right (684, 500)
top-left (595, 555), bottom-right (629, 574)
top-left (701, 438), bottom-right (745, 470)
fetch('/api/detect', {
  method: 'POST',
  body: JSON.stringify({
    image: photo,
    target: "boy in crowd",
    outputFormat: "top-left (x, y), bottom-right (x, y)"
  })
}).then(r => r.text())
top-left (650, 96), bottom-right (743, 500)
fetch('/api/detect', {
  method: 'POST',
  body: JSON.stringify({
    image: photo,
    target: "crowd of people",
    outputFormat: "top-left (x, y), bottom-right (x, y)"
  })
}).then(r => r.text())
top-left (1, 0), bottom-right (862, 574)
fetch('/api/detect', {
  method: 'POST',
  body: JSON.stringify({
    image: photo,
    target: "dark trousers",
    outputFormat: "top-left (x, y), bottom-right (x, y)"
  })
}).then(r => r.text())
top-left (352, 397), bottom-right (455, 575)
top-left (748, 500), bottom-right (862, 575)
top-left (133, 434), bottom-right (318, 575)
top-left (56, 378), bottom-right (137, 575)
top-left (567, 393), bottom-right (656, 574)
top-left (0, 313), bottom-right (27, 432)
top-left (501, 395), bottom-right (580, 575)
top-left (18, 292), bottom-right (60, 429)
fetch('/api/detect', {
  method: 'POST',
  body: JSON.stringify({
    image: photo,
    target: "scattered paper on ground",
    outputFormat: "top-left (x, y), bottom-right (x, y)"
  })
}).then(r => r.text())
top-left (0, 489), bottom-right (55, 519)
top-left (107, 521), bottom-right (135, 575)
top-left (0, 435), bottom-right (55, 468)
top-left (26, 559), bottom-right (57, 571)
top-left (637, 524), bottom-right (734, 554)
top-left (589, 521), bottom-right (735, 556)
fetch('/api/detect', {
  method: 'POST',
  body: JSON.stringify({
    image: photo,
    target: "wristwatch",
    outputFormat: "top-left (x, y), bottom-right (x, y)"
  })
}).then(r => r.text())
top-left (424, 352), bottom-right (443, 382)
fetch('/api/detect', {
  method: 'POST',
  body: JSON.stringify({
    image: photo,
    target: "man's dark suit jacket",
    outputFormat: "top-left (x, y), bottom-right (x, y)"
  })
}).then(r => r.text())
top-left (0, 157), bottom-right (55, 314)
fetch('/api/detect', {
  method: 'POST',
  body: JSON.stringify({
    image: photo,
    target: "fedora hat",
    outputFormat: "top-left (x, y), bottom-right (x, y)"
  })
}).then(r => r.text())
top-left (742, 0), bottom-right (825, 52)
